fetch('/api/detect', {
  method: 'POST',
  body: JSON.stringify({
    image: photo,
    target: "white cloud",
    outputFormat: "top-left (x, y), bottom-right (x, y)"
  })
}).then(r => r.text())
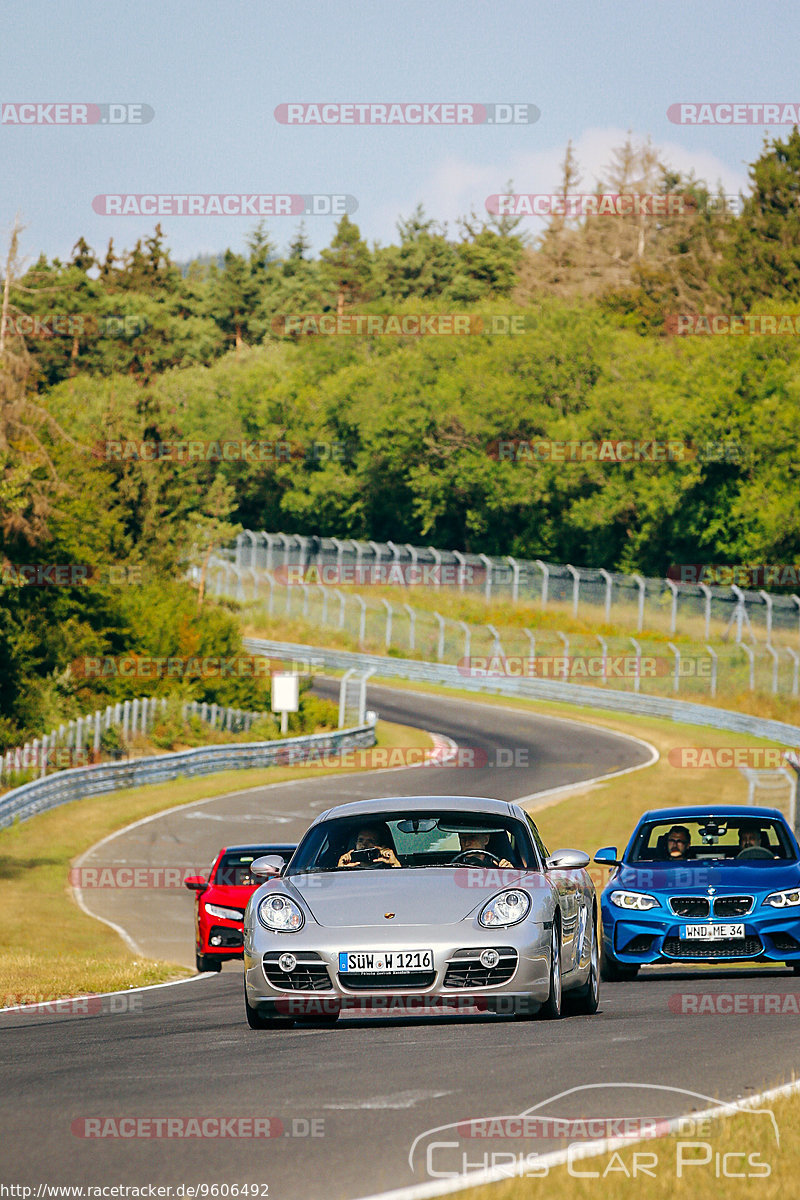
top-left (373, 127), bottom-right (751, 241)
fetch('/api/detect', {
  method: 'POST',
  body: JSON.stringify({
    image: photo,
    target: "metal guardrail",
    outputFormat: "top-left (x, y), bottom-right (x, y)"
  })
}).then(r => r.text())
top-left (0, 724), bottom-right (376, 830)
top-left (243, 637), bottom-right (800, 748)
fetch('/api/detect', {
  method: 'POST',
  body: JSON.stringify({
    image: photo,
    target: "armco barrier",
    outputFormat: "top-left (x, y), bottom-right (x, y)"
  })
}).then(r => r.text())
top-left (243, 637), bottom-right (800, 749)
top-left (0, 723), bottom-right (375, 830)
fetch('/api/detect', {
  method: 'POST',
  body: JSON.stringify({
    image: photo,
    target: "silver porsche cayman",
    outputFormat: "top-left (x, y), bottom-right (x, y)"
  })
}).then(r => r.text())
top-left (242, 795), bottom-right (599, 1027)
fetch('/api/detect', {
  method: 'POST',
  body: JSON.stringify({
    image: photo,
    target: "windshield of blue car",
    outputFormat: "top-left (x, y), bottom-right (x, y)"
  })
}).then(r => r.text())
top-left (286, 812), bottom-right (537, 873)
top-left (627, 818), bottom-right (795, 863)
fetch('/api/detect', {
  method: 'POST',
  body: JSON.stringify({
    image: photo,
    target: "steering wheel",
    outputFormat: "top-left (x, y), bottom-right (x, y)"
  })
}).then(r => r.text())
top-left (450, 849), bottom-right (502, 866)
top-left (736, 845), bottom-right (773, 859)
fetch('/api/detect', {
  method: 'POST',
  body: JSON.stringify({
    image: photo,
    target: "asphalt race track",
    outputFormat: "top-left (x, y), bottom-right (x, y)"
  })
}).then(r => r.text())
top-left (2, 683), bottom-right (798, 1199)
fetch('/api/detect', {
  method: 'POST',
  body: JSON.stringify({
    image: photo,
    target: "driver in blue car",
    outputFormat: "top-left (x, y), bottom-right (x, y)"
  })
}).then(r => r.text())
top-left (665, 826), bottom-right (691, 859)
top-left (338, 823), bottom-right (401, 869)
top-left (456, 830), bottom-right (513, 868)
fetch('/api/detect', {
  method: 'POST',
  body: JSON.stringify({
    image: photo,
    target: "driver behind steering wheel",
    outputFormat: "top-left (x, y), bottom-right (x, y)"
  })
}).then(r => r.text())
top-left (456, 831), bottom-right (513, 867)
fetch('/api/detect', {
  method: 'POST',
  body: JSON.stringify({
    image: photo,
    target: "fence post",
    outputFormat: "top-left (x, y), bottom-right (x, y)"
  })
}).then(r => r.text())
top-left (557, 631), bottom-right (569, 680)
top-left (453, 550), bottom-right (467, 592)
top-left (535, 560), bottom-right (549, 608)
top-left (130, 702), bottom-right (138, 738)
top-left (765, 643), bottom-right (779, 694)
top-left (355, 595), bottom-right (367, 646)
top-left (507, 556), bottom-right (520, 603)
top-left (759, 590), bottom-right (774, 645)
top-left (338, 669), bottom-right (355, 729)
top-left (486, 624), bottom-right (504, 658)
top-left (784, 647), bottom-right (800, 698)
top-left (479, 554), bottom-right (492, 602)
top-left (632, 574), bottom-right (646, 633)
top-left (792, 596), bottom-right (800, 645)
top-left (40, 735), bottom-right (48, 777)
top-left (739, 643), bottom-right (755, 691)
top-left (93, 712), bottom-right (101, 755)
top-left (599, 569), bottom-right (612, 623)
top-left (666, 579), bottom-right (678, 635)
top-left (597, 635), bottom-right (608, 685)
top-left (566, 565), bottom-right (580, 618)
top-left (705, 645), bottom-right (718, 699)
top-left (459, 620), bottom-right (471, 661)
top-left (428, 546), bottom-right (442, 588)
top-left (122, 703), bottom-right (130, 740)
top-left (699, 583), bottom-right (713, 641)
top-left (434, 612), bottom-right (446, 662)
top-left (667, 642), bottom-right (681, 694)
top-left (320, 584), bottom-right (329, 626)
top-left (404, 603), bottom-right (416, 652)
top-left (381, 599), bottom-right (393, 649)
top-left (333, 589), bottom-right (346, 629)
top-left (629, 637), bottom-right (642, 694)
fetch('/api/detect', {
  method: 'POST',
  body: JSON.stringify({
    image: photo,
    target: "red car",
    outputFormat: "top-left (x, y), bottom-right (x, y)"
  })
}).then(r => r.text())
top-left (185, 843), bottom-right (296, 972)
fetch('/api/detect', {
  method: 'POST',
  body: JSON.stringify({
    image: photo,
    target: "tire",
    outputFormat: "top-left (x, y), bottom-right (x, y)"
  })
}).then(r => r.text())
top-left (196, 951), bottom-right (222, 973)
top-left (538, 920), bottom-right (563, 1020)
top-left (567, 910), bottom-right (600, 1014)
top-left (244, 991), bottom-right (294, 1030)
top-left (600, 944), bottom-right (639, 982)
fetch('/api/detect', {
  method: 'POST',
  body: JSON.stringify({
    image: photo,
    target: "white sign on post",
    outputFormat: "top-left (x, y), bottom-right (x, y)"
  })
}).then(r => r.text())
top-left (271, 673), bottom-right (300, 734)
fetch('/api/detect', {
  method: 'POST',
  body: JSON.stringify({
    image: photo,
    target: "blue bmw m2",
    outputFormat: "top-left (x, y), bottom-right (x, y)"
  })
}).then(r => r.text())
top-left (595, 806), bottom-right (800, 979)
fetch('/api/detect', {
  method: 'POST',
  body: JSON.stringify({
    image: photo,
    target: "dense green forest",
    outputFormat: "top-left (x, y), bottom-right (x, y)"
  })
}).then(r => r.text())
top-left (3, 132), bottom-right (800, 746)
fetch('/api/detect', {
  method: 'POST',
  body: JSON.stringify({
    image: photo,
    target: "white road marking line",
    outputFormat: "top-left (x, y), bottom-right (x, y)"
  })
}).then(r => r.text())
top-left (324, 1090), bottom-right (452, 1111)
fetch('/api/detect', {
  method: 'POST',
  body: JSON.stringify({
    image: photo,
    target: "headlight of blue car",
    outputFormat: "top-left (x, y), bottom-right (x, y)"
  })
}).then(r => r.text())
top-left (479, 890), bottom-right (531, 928)
top-left (763, 888), bottom-right (800, 908)
top-left (609, 890), bottom-right (660, 911)
top-left (258, 894), bottom-right (305, 932)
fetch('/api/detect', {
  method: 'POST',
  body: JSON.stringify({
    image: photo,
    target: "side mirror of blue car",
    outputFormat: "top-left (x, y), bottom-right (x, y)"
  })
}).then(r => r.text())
top-left (594, 846), bottom-right (620, 866)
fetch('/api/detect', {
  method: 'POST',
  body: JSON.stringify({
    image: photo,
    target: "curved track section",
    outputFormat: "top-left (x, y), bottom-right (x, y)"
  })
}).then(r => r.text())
top-left (1, 683), bottom-right (798, 1199)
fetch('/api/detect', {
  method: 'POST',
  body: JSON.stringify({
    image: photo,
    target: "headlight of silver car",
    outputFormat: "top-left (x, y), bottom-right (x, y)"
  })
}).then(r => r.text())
top-left (204, 903), bottom-right (244, 921)
top-left (609, 890), bottom-right (659, 911)
top-left (257, 894), bottom-right (305, 932)
top-left (479, 889), bottom-right (531, 928)
top-left (763, 888), bottom-right (800, 908)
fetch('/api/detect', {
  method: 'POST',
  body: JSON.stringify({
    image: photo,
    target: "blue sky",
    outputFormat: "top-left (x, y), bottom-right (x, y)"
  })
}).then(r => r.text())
top-left (1, 0), bottom-right (795, 264)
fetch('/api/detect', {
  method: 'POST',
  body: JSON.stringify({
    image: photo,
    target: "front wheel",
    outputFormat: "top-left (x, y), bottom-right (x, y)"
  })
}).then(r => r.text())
top-left (244, 991), bottom-right (294, 1030)
top-left (196, 951), bottom-right (222, 973)
top-left (600, 945), bottom-right (639, 982)
top-left (538, 921), bottom-right (563, 1019)
top-left (567, 912), bottom-right (600, 1014)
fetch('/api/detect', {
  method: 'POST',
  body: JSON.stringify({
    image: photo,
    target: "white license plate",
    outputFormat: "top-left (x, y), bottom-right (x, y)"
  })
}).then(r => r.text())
top-left (682, 924), bottom-right (744, 940)
top-left (339, 949), bottom-right (434, 973)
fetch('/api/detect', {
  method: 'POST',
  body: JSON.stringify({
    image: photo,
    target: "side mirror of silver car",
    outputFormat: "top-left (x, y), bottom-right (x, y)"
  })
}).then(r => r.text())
top-left (546, 848), bottom-right (590, 870)
top-left (250, 855), bottom-right (285, 878)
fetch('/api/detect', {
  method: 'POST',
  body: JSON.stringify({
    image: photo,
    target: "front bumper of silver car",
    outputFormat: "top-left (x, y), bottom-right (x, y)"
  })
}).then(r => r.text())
top-left (244, 921), bottom-right (559, 1016)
